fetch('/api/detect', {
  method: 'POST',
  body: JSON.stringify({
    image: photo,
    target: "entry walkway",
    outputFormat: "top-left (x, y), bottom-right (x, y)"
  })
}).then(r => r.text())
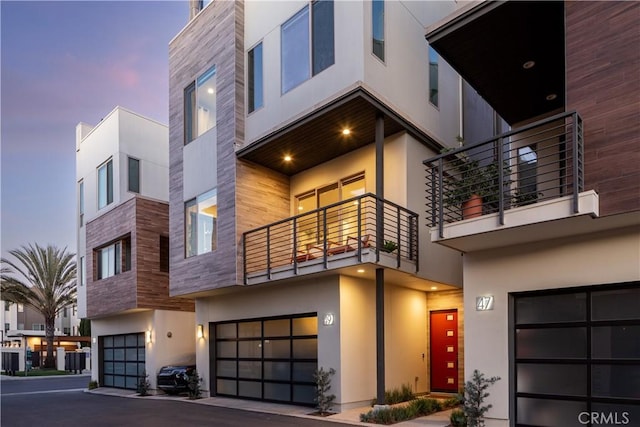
top-left (86, 387), bottom-right (452, 426)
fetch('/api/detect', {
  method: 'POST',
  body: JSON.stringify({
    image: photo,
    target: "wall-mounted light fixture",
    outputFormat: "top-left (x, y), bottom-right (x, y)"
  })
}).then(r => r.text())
top-left (146, 330), bottom-right (152, 344)
top-left (197, 324), bottom-right (204, 339)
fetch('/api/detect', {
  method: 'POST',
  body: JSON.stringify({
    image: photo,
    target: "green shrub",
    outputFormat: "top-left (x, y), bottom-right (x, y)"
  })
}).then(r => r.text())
top-left (137, 371), bottom-right (151, 396)
top-left (442, 397), bottom-right (461, 409)
top-left (187, 369), bottom-right (202, 400)
top-left (313, 367), bottom-right (336, 415)
top-left (450, 409), bottom-right (467, 427)
top-left (88, 380), bottom-right (98, 390)
top-left (384, 383), bottom-right (414, 405)
top-left (360, 397), bottom-right (444, 424)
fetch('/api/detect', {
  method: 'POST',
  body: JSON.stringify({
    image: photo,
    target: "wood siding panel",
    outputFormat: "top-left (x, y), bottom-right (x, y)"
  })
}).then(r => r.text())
top-left (566, 1), bottom-right (640, 216)
top-left (86, 197), bottom-right (194, 318)
top-left (168, 2), bottom-right (244, 296)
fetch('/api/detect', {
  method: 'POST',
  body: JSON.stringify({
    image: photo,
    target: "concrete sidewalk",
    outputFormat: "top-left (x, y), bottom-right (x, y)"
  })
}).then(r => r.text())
top-left (86, 387), bottom-right (452, 426)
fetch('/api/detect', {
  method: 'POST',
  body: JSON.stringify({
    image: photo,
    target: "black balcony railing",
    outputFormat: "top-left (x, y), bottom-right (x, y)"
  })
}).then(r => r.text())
top-left (424, 111), bottom-right (584, 238)
top-left (243, 193), bottom-right (419, 283)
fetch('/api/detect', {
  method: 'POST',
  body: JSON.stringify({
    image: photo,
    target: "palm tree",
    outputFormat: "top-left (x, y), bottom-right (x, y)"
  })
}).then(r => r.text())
top-left (1, 243), bottom-right (76, 368)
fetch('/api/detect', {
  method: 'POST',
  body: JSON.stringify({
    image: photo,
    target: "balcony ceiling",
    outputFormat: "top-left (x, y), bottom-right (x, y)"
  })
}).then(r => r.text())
top-left (236, 87), bottom-right (438, 176)
top-left (426, 1), bottom-right (565, 125)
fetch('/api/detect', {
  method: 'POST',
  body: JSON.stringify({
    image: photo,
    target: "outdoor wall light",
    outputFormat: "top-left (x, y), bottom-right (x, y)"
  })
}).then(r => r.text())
top-left (197, 324), bottom-right (204, 339)
top-left (146, 330), bottom-right (152, 344)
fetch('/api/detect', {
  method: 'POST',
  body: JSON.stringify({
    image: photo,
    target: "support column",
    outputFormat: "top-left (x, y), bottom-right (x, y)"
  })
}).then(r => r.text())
top-left (375, 113), bottom-right (386, 405)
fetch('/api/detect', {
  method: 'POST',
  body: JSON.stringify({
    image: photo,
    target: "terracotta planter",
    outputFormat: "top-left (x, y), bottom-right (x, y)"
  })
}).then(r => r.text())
top-left (462, 194), bottom-right (483, 219)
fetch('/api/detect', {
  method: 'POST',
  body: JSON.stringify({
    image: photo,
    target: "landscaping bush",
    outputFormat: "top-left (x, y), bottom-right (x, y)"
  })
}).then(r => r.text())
top-left (450, 408), bottom-right (467, 427)
top-left (88, 380), bottom-right (98, 390)
top-left (384, 383), bottom-right (414, 404)
top-left (360, 397), bottom-right (445, 425)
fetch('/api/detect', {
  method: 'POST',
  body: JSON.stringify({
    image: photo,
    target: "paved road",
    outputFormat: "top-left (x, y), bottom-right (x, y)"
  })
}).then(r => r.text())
top-left (1, 374), bottom-right (89, 395)
top-left (1, 377), bottom-right (352, 427)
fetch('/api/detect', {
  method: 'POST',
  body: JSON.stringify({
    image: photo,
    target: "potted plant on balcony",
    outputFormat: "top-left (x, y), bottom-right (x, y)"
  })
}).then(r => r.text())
top-left (380, 240), bottom-right (398, 253)
top-left (442, 139), bottom-right (512, 219)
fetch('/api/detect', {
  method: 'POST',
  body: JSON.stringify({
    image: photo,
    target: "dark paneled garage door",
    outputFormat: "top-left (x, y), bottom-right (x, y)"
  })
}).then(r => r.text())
top-left (512, 283), bottom-right (640, 426)
top-left (100, 333), bottom-right (145, 390)
top-left (212, 313), bottom-right (318, 405)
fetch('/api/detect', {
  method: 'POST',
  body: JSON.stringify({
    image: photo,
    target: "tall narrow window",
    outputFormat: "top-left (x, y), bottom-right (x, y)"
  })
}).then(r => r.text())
top-left (429, 46), bottom-right (439, 107)
top-left (79, 180), bottom-right (84, 226)
top-left (184, 82), bottom-right (196, 144)
top-left (372, 0), bottom-right (385, 61)
top-left (312, 0), bottom-right (334, 75)
top-left (159, 235), bottom-right (169, 272)
top-left (80, 256), bottom-right (86, 286)
top-left (97, 159), bottom-right (113, 209)
top-left (128, 157), bottom-right (140, 193)
top-left (248, 43), bottom-right (264, 113)
top-left (185, 189), bottom-right (218, 257)
top-left (516, 145), bottom-right (538, 206)
top-left (281, 1), bottom-right (334, 94)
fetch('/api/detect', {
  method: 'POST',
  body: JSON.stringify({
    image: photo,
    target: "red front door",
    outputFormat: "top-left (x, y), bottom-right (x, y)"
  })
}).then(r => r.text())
top-left (430, 310), bottom-right (458, 392)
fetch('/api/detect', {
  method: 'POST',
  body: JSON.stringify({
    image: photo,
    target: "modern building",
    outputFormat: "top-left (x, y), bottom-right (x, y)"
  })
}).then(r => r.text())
top-left (76, 106), bottom-right (195, 390)
top-left (2, 301), bottom-right (79, 340)
top-left (423, 1), bottom-right (639, 426)
top-left (168, 0), bottom-right (468, 410)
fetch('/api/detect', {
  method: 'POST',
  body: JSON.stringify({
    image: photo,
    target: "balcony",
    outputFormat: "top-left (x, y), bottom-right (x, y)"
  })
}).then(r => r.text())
top-left (424, 111), bottom-right (600, 252)
top-left (243, 194), bottom-right (419, 285)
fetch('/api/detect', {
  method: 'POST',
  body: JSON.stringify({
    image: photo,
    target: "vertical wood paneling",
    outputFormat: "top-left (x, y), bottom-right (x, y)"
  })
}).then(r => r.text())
top-left (566, 1), bottom-right (640, 216)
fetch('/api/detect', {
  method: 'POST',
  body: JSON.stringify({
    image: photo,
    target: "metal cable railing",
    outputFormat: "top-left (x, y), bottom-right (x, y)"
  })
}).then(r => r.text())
top-left (243, 193), bottom-right (419, 283)
top-left (424, 111), bottom-right (584, 238)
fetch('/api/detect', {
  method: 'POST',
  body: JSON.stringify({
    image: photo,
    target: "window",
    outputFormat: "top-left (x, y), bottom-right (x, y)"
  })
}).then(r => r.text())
top-left (248, 42), bottom-right (264, 113)
top-left (159, 235), bottom-right (169, 272)
top-left (64, 327), bottom-right (71, 335)
top-left (32, 324), bottom-right (44, 331)
top-left (98, 159), bottom-right (113, 209)
top-left (18, 304), bottom-right (23, 313)
top-left (372, 0), bottom-right (384, 61)
top-left (128, 157), bottom-right (140, 193)
top-left (429, 46), bottom-right (439, 107)
top-left (79, 256), bottom-right (86, 286)
top-left (184, 65), bottom-right (217, 144)
top-left (96, 237), bottom-right (131, 280)
top-left (4, 301), bottom-right (10, 311)
top-left (516, 145), bottom-right (538, 206)
top-left (18, 323), bottom-right (24, 330)
top-left (185, 189), bottom-right (217, 257)
top-left (72, 305), bottom-right (77, 316)
top-left (79, 180), bottom-right (84, 226)
top-left (281, 1), bottom-right (334, 94)
top-left (4, 323), bottom-right (9, 332)
top-left (63, 307), bottom-right (68, 317)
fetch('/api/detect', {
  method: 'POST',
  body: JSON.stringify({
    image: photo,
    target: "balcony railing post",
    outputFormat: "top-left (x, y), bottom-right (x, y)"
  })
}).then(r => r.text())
top-left (396, 205), bottom-right (401, 268)
top-left (242, 232), bottom-right (247, 285)
top-left (357, 196), bottom-right (363, 263)
top-left (438, 158), bottom-right (444, 238)
top-left (572, 112), bottom-right (580, 214)
top-left (497, 137), bottom-right (505, 225)
top-left (266, 227), bottom-right (272, 279)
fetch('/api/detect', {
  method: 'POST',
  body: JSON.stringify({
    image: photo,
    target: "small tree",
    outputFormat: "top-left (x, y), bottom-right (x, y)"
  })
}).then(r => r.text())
top-left (79, 318), bottom-right (91, 337)
top-left (313, 367), bottom-right (336, 415)
top-left (459, 369), bottom-right (500, 427)
top-left (187, 369), bottom-right (202, 400)
top-left (137, 371), bottom-right (151, 396)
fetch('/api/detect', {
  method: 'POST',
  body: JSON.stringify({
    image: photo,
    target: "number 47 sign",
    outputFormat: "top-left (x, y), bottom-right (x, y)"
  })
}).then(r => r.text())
top-left (476, 295), bottom-right (494, 311)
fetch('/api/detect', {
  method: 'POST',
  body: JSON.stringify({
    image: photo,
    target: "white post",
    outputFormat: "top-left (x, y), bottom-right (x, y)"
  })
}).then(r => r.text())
top-left (82, 347), bottom-right (91, 373)
top-left (56, 347), bottom-right (66, 371)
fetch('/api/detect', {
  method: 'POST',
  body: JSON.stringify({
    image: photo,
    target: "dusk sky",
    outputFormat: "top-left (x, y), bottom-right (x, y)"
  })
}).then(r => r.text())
top-left (1, 1), bottom-right (189, 258)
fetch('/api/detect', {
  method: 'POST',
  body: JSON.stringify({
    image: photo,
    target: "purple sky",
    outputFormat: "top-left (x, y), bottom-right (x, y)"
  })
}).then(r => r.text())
top-left (1, 1), bottom-right (188, 257)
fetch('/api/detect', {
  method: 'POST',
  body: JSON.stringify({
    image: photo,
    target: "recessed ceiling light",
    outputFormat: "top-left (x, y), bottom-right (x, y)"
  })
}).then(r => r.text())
top-left (546, 93), bottom-right (557, 101)
top-left (284, 155), bottom-right (292, 162)
top-left (522, 60), bottom-right (535, 69)
top-left (430, 286), bottom-right (438, 290)
top-left (357, 268), bottom-right (365, 273)
top-left (342, 128), bottom-right (351, 136)
top-left (207, 88), bottom-right (214, 94)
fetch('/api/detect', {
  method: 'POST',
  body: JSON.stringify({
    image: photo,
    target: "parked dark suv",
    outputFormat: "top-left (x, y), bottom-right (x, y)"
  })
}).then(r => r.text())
top-left (157, 365), bottom-right (196, 395)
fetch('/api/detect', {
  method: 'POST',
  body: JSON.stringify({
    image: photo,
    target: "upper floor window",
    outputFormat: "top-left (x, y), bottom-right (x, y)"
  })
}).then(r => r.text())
top-left (372, 0), bottom-right (385, 61)
top-left (4, 323), bottom-right (9, 332)
top-left (4, 301), bottom-right (11, 311)
top-left (184, 65), bottom-right (217, 144)
top-left (79, 256), bottom-right (86, 286)
top-left (33, 324), bottom-right (45, 331)
top-left (429, 46), bottom-right (439, 107)
top-left (281, 0), bottom-right (334, 94)
top-left (159, 235), bottom-right (169, 272)
top-left (96, 237), bottom-right (131, 280)
top-left (97, 159), bottom-right (113, 209)
top-left (79, 180), bottom-right (84, 226)
top-left (248, 42), bottom-right (264, 113)
top-left (63, 307), bottom-right (68, 317)
top-left (128, 157), bottom-right (140, 193)
top-left (185, 188), bottom-right (217, 257)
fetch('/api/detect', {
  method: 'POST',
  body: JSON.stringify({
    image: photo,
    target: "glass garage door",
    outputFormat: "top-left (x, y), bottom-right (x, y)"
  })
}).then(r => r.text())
top-left (512, 283), bottom-right (640, 427)
top-left (213, 313), bottom-right (318, 405)
top-left (100, 333), bottom-right (145, 390)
